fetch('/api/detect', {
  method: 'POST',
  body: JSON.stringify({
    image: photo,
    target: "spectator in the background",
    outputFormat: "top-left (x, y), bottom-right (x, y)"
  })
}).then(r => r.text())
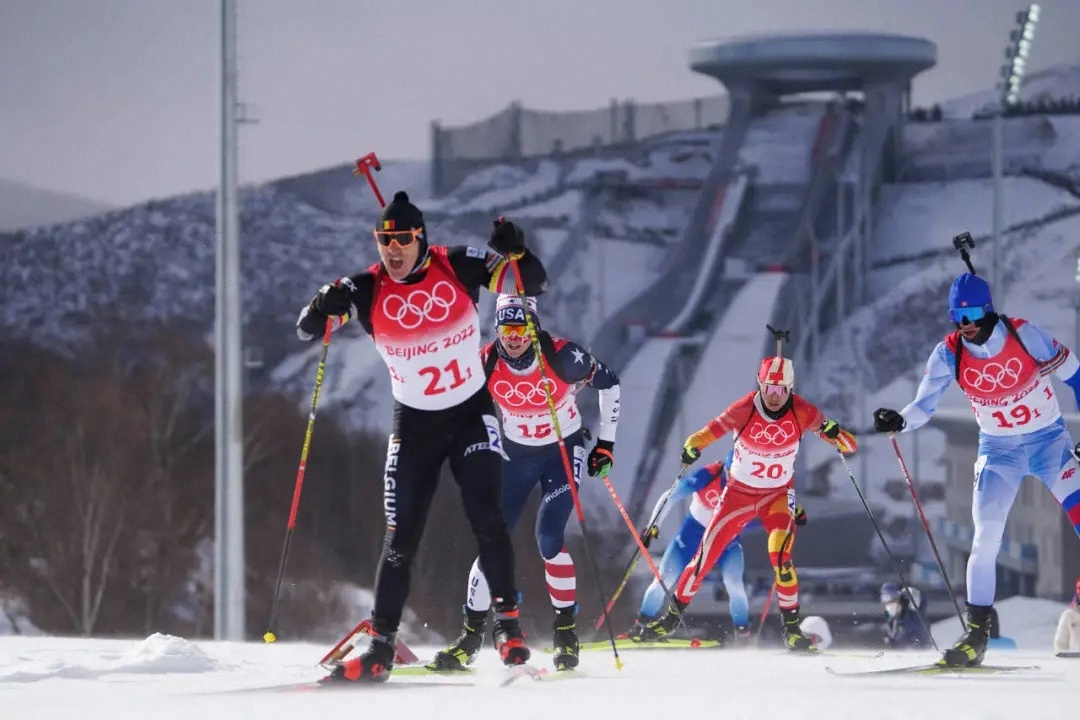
top-left (1054, 577), bottom-right (1080, 656)
top-left (881, 582), bottom-right (931, 648)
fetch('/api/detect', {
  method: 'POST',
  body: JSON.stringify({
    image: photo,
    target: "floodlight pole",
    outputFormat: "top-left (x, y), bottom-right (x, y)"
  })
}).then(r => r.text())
top-left (992, 3), bottom-right (1041, 303)
top-left (215, 0), bottom-right (245, 641)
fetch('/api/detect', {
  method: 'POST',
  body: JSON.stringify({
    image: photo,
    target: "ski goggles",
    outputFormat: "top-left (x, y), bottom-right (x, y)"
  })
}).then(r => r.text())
top-left (762, 383), bottom-right (791, 398)
top-left (496, 324), bottom-right (529, 340)
top-left (373, 227), bottom-right (423, 247)
top-left (948, 305), bottom-right (986, 325)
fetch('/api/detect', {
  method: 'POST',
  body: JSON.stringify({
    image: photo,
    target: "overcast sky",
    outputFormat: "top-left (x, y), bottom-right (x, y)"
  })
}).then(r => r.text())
top-left (2, 0), bottom-right (1078, 207)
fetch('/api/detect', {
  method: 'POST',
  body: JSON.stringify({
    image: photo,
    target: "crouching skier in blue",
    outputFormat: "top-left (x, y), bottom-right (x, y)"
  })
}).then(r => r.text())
top-left (428, 294), bottom-right (621, 671)
top-left (628, 452), bottom-right (804, 644)
top-left (875, 271), bottom-right (1080, 667)
top-left (880, 582), bottom-right (931, 648)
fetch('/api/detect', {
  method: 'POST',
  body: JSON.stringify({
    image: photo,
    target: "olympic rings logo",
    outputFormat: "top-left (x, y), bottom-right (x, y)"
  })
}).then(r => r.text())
top-left (382, 281), bottom-right (457, 329)
top-left (963, 358), bottom-right (1024, 392)
top-left (492, 378), bottom-right (556, 407)
top-left (747, 420), bottom-right (797, 446)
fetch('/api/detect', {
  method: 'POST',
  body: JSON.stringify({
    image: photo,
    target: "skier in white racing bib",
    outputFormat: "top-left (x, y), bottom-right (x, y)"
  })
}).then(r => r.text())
top-left (874, 272), bottom-right (1080, 667)
top-left (430, 294), bottom-right (620, 672)
top-left (297, 192), bottom-right (547, 682)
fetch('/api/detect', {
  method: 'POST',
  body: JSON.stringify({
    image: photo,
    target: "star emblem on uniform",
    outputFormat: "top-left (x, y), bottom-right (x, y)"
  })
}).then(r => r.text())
top-left (570, 348), bottom-right (585, 364)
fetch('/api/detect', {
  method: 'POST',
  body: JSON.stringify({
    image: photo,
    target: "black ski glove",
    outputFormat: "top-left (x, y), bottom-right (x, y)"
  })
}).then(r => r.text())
top-left (1073, 441), bottom-right (1080, 464)
top-left (587, 440), bottom-right (614, 478)
top-left (873, 408), bottom-right (905, 434)
top-left (793, 505), bottom-right (808, 527)
top-left (820, 419), bottom-right (841, 439)
top-left (312, 278), bottom-right (356, 317)
top-left (681, 445), bottom-right (701, 466)
top-left (640, 525), bottom-right (659, 549)
top-left (489, 217), bottom-right (526, 257)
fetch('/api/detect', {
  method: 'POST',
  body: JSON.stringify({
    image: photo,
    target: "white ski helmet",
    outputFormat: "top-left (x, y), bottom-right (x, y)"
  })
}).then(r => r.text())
top-left (495, 293), bottom-right (538, 327)
top-left (757, 356), bottom-right (795, 387)
top-left (800, 615), bottom-right (832, 649)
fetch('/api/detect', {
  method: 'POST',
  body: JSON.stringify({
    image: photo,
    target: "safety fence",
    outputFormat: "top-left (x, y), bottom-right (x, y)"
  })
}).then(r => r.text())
top-left (432, 96), bottom-right (728, 195)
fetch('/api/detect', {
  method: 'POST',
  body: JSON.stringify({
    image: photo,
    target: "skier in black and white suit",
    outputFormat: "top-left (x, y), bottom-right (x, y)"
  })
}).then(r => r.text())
top-left (297, 192), bottom-right (546, 682)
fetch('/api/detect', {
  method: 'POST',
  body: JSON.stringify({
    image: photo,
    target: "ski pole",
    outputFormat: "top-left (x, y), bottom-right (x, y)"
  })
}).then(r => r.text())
top-left (754, 581), bottom-right (776, 645)
top-left (600, 474), bottom-right (689, 632)
top-left (277, 151), bottom-right (385, 654)
top-left (354, 152), bottom-right (385, 207)
top-left (265, 317), bottom-right (335, 643)
top-left (889, 434), bottom-right (966, 633)
top-left (594, 552), bottom-right (643, 633)
top-left (594, 466), bottom-right (687, 633)
top-left (834, 447), bottom-right (939, 652)
top-left (506, 254), bottom-right (623, 669)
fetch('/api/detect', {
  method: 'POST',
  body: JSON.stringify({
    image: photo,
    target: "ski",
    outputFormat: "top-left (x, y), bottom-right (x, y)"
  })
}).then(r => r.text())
top-left (1056, 651), bottom-right (1080, 658)
top-left (213, 670), bottom-right (475, 694)
top-left (395, 665), bottom-right (475, 677)
top-left (560, 637), bottom-right (719, 653)
top-left (783, 649), bottom-right (885, 660)
top-left (825, 663), bottom-right (1039, 677)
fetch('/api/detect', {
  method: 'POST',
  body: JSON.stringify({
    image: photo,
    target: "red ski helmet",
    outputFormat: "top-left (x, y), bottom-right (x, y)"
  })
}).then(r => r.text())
top-left (757, 356), bottom-right (794, 399)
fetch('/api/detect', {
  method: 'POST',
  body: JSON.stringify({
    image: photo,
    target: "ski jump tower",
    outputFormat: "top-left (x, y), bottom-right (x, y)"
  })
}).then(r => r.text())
top-left (690, 33), bottom-right (936, 369)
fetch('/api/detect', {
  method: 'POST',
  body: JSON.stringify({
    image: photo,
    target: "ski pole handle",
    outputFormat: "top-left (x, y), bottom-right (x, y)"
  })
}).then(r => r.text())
top-left (354, 152), bottom-right (385, 208)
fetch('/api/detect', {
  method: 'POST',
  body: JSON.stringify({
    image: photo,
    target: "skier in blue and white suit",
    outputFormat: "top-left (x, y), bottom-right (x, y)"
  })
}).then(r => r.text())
top-left (874, 272), bottom-right (1080, 667)
top-left (628, 451), bottom-right (794, 643)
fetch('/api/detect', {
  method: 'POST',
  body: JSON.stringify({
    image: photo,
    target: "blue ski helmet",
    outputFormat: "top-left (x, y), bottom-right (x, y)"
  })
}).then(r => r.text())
top-left (948, 273), bottom-right (994, 325)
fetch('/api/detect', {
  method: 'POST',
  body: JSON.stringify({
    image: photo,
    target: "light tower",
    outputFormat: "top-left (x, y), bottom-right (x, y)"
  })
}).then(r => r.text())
top-left (992, 4), bottom-right (1040, 302)
top-left (215, 0), bottom-right (245, 641)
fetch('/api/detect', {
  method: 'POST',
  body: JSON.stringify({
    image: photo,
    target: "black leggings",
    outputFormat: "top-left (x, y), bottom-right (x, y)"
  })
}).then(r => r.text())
top-left (373, 388), bottom-right (516, 632)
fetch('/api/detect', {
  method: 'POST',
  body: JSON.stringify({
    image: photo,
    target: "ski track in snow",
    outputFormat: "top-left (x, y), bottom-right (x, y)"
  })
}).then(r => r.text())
top-left (2, 635), bottom-right (1078, 720)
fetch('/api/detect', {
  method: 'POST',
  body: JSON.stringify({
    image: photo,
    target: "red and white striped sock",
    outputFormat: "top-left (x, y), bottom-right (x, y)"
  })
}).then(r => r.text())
top-left (545, 550), bottom-right (576, 609)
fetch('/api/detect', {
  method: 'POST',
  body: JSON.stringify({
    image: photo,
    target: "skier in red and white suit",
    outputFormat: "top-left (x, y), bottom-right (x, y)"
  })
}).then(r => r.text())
top-left (297, 192), bottom-right (547, 682)
top-left (645, 355), bottom-right (856, 650)
top-left (431, 294), bottom-right (620, 672)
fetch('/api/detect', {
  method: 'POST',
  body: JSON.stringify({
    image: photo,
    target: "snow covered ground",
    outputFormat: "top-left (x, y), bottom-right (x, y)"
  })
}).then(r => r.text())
top-left (3, 632), bottom-right (1077, 720)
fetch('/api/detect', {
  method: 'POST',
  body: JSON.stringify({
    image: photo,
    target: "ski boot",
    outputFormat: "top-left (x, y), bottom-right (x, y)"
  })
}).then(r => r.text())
top-left (638, 600), bottom-right (686, 642)
top-left (552, 606), bottom-right (579, 670)
top-left (492, 601), bottom-right (531, 666)
top-left (627, 615), bottom-right (653, 642)
top-left (326, 630), bottom-right (397, 683)
top-left (780, 606), bottom-right (816, 652)
top-left (427, 608), bottom-right (488, 671)
top-left (730, 624), bottom-right (752, 647)
top-left (938, 603), bottom-right (991, 667)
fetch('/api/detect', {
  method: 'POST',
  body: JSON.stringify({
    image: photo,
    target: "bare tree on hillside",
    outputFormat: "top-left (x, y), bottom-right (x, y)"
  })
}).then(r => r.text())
top-left (5, 363), bottom-right (150, 635)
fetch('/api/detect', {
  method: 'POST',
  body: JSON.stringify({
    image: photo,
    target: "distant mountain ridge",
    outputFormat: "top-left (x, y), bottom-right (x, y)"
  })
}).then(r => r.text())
top-left (0, 178), bottom-right (112, 231)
